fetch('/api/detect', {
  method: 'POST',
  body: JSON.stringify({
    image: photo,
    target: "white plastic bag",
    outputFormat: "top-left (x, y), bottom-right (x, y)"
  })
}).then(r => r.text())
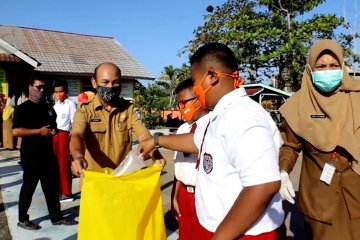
top-left (112, 149), bottom-right (146, 176)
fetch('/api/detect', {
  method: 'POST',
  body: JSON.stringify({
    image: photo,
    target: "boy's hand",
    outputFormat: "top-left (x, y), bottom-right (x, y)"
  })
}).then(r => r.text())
top-left (137, 137), bottom-right (155, 157)
top-left (172, 196), bottom-right (181, 219)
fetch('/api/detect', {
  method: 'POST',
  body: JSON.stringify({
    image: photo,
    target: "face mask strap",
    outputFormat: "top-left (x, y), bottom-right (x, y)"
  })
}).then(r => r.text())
top-left (210, 70), bottom-right (245, 89)
top-left (231, 71), bottom-right (245, 89)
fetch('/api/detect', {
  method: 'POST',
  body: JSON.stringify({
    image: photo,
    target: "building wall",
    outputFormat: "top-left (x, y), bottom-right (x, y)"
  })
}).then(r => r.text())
top-left (0, 62), bottom-right (34, 99)
top-left (0, 65), bottom-right (137, 105)
top-left (50, 75), bottom-right (136, 104)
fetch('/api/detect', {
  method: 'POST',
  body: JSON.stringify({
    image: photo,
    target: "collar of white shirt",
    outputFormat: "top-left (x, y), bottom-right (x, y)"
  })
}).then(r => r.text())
top-left (211, 87), bottom-right (247, 120)
top-left (55, 98), bottom-right (70, 105)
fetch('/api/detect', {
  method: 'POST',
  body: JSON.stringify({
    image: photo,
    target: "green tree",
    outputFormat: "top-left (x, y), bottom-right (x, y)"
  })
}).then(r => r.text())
top-left (133, 81), bottom-right (168, 128)
top-left (159, 64), bottom-right (191, 109)
top-left (133, 64), bottom-right (190, 128)
top-left (182, 0), bottom-right (358, 91)
top-left (262, 0), bottom-right (347, 90)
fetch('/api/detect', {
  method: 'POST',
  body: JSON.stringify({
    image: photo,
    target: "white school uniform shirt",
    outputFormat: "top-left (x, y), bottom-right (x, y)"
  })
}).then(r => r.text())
top-left (173, 114), bottom-right (210, 186)
top-left (194, 87), bottom-right (284, 235)
top-left (54, 98), bottom-right (77, 131)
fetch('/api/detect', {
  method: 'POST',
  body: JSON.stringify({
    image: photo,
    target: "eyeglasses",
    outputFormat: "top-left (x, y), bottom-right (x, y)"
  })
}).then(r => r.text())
top-left (178, 97), bottom-right (197, 109)
top-left (33, 85), bottom-right (45, 91)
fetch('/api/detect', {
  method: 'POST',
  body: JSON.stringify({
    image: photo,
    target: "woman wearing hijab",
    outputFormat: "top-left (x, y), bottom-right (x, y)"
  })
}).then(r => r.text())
top-left (279, 39), bottom-right (360, 239)
top-left (2, 97), bottom-right (16, 149)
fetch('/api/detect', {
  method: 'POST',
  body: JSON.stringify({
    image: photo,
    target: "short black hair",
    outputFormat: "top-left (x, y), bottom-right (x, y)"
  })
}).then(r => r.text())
top-left (190, 42), bottom-right (238, 71)
top-left (29, 72), bottom-right (46, 85)
top-left (53, 79), bottom-right (69, 91)
top-left (175, 78), bottom-right (193, 94)
top-left (93, 62), bottom-right (121, 79)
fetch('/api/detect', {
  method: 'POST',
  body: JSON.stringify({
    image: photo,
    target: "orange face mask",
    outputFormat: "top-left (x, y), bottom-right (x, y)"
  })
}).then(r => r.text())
top-left (179, 97), bottom-right (200, 122)
top-left (55, 92), bottom-right (66, 102)
top-left (193, 70), bottom-right (244, 109)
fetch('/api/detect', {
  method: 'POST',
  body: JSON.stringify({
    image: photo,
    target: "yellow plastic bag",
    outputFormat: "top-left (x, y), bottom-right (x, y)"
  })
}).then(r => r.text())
top-left (78, 165), bottom-right (166, 240)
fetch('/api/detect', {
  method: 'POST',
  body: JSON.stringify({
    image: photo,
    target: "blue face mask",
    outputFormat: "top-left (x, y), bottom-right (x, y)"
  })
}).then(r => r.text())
top-left (311, 69), bottom-right (343, 93)
top-left (96, 86), bottom-right (121, 102)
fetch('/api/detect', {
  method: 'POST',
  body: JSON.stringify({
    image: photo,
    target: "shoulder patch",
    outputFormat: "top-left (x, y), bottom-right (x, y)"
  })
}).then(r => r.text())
top-left (79, 101), bottom-right (91, 108)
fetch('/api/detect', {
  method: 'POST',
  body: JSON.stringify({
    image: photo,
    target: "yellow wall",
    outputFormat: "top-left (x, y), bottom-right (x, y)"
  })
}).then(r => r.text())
top-left (0, 67), bottom-right (8, 98)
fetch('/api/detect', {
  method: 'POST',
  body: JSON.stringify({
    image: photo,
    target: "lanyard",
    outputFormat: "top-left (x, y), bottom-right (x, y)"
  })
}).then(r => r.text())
top-left (184, 122), bottom-right (197, 157)
top-left (196, 120), bottom-right (211, 170)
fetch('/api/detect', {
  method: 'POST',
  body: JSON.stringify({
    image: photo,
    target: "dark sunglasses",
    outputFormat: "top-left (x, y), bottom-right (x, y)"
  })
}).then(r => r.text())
top-left (178, 97), bottom-right (197, 109)
top-left (33, 85), bottom-right (45, 91)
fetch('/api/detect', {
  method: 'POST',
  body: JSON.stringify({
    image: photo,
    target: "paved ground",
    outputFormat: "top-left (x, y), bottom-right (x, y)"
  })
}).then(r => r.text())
top-left (0, 148), bottom-right (304, 240)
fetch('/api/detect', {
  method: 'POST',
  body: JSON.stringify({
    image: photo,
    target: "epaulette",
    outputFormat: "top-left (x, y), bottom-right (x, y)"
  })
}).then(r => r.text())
top-left (79, 100), bottom-right (92, 108)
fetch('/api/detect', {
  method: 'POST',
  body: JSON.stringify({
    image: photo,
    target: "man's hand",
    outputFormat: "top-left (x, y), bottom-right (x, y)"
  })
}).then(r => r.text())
top-left (279, 171), bottom-right (295, 204)
top-left (39, 125), bottom-right (56, 137)
top-left (151, 149), bottom-right (166, 168)
top-left (71, 156), bottom-right (88, 177)
top-left (137, 137), bottom-right (155, 157)
top-left (153, 159), bottom-right (166, 167)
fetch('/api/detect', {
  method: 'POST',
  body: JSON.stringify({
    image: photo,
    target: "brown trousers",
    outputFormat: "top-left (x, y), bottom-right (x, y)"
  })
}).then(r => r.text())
top-left (304, 191), bottom-right (360, 240)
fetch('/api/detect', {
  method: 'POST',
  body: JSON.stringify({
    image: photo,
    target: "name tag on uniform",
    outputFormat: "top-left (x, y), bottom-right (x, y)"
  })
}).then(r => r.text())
top-left (311, 114), bottom-right (327, 118)
top-left (90, 118), bottom-right (102, 122)
top-left (320, 163), bottom-right (336, 185)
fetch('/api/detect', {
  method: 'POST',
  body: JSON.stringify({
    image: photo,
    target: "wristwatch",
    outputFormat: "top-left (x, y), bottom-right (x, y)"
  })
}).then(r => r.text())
top-left (153, 132), bottom-right (164, 148)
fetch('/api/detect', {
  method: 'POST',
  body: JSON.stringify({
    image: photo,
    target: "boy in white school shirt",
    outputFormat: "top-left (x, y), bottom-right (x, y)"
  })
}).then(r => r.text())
top-left (53, 79), bottom-right (77, 202)
top-left (139, 43), bottom-right (284, 240)
top-left (171, 78), bottom-right (209, 240)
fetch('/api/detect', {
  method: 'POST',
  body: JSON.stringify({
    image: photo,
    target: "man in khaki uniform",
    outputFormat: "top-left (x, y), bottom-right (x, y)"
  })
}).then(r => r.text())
top-left (70, 62), bottom-right (152, 175)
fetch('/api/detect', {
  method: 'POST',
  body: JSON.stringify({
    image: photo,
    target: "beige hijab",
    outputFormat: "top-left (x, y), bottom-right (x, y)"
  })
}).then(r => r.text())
top-left (2, 98), bottom-right (14, 121)
top-left (280, 39), bottom-right (360, 174)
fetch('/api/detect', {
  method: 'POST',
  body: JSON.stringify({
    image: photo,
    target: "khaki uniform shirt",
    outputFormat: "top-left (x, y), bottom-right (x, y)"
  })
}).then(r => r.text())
top-left (71, 95), bottom-right (150, 171)
top-left (279, 120), bottom-right (360, 224)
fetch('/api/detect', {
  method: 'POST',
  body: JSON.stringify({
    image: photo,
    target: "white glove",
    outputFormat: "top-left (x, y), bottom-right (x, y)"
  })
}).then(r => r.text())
top-left (279, 171), bottom-right (295, 204)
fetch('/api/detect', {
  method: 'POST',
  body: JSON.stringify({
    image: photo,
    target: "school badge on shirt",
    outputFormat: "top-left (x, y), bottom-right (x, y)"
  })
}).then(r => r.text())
top-left (203, 153), bottom-right (213, 174)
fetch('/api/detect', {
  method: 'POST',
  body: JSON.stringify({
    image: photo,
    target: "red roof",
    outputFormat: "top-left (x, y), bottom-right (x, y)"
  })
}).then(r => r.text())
top-left (0, 53), bottom-right (21, 63)
top-left (0, 25), bottom-right (155, 79)
top-left (244, 87), bottom-right (263, 96)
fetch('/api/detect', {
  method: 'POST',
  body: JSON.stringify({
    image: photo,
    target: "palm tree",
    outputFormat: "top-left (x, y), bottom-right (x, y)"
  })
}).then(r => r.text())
top-left (159, 64), bottom-right (190, 109)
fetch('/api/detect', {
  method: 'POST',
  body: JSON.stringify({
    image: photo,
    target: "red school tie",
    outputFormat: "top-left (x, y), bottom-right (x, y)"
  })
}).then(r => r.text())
top-left (183, 122), bottom-right (197, 157)
top-left (190, 122), bottom-right (197, 133)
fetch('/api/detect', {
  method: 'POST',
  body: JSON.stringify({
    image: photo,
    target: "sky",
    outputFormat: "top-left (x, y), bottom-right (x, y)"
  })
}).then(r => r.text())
top-left (1, 0), bottom-right (359, 81)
